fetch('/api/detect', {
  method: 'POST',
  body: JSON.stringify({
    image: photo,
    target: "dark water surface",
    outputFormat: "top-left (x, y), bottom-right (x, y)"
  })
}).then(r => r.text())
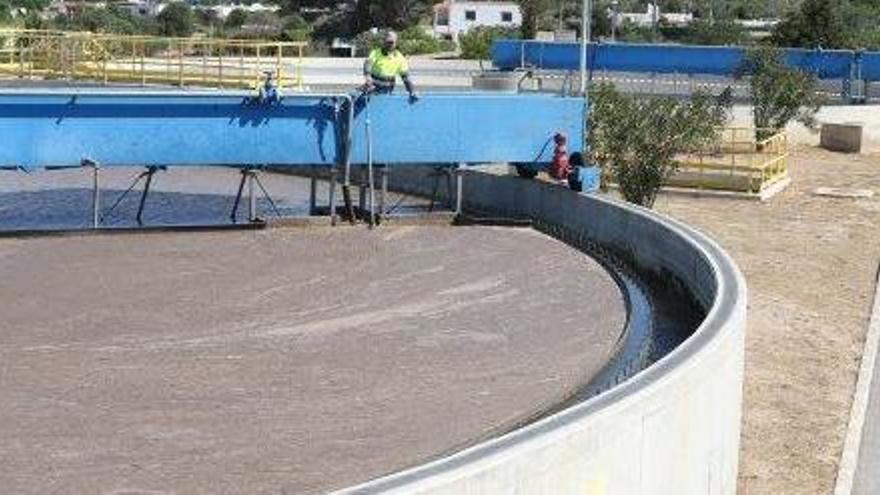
top-left (0, 167), bottom-right (330, 231)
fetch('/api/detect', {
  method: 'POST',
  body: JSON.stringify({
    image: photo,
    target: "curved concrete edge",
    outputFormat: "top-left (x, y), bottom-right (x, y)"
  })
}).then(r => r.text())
top-left (836, 264), bottom-right (880, 495)
top-left (334, 170), bottom-right (747, 494)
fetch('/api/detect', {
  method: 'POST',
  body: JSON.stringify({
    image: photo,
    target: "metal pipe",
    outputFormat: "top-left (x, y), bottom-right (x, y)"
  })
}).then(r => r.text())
top-left (340, 93), bottom-right (356, 224)
top-left (455, 166), bottom-right (463, 216)
top-left (136, 166), bottom-right (157, 225)
top-left (580, 0), bottom-right (590, 95)
top-left (379, 166), bottom-right (387, 223)
top-left (248, 170), bottom-right (256, 222)
top-left (329, 166), bottom-right (338, 225)
top-left (84, 159), bottom-right (100, 230)
top-left (309, 173), bottom-right (317, 216)
top-left (364, 93), bottom-right (375, 228)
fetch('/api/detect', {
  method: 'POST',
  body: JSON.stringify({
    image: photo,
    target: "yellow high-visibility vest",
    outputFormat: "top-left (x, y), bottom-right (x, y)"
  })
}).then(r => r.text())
top-left (368, 48), bottom-right (409, 81)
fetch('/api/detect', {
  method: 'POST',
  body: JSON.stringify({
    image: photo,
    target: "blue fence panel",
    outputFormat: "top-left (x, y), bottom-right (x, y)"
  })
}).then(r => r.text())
top-left (862, 52), bottom-right (880, 81)
top-left (594, 43), bottom-right (743, 75)
top-left (349, 93), bottom-right (585, 165)
top-left (493, 40), bottom-right (855, 80)
top-left (782, 49), bottom-right (854, 79)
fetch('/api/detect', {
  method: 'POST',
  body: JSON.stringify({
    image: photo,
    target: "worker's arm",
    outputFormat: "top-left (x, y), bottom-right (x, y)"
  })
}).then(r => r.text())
top-left (399, 56), bottom-right (418, 101)
top-left (401, 73), bottom-right (417, 99)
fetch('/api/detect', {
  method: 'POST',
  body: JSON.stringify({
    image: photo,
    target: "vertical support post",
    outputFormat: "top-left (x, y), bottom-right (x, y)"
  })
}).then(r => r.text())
top-left (140, 41), bottom-right (146, 86)
top-left (579, 0), bottom-right (590, 95)
top-left (455, 165), bottom-right (464, 216)
top-left (248, 170), bottom-right (256, 222)
top-left (379, 165), bottom-right (387, 223)
top-left (85, 159), bottom-right (100, 230)
top-left (358, 172), bottom-right (367, 213)
top-left (329, 166), bottom-right (338, 226)
top-left (178, 41), bottom-right (184, 87)
top-left (309, 173), bottom-right (318, 216)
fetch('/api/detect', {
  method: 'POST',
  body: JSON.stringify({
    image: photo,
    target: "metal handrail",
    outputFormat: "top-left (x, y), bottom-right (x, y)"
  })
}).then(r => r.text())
top-left (0, 29), bottom-right (306, 90)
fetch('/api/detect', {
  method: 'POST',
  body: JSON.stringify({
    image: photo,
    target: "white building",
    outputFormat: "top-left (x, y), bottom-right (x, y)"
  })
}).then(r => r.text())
top-left (432, 1), bottom-right (522, 42)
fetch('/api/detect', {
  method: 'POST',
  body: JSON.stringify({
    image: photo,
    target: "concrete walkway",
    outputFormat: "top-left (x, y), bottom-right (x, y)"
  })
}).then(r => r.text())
top-left (855, 268), bottom-right (880, 494)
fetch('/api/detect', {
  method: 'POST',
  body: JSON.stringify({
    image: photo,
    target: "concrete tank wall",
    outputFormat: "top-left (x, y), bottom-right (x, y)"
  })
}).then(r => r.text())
top-left (334, 169), bottom-right (747, 495)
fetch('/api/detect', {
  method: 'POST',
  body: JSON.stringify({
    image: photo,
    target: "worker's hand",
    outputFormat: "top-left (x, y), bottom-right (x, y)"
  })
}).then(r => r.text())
top-left (408, 92), bottom-right (420, 104)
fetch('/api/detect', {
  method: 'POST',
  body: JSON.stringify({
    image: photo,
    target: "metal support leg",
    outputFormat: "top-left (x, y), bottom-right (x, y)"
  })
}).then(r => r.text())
top-left (91, 161), bottom-right (100, 230)
top-left (248, 171), bottom-right (256, 222)
top-left (329, 166), bottom-right (338, 225)
top-left (309, 173), bottom-right (318, 216)
top-left (135, 166), bottom-right (158, 226)
top-left (230, 168), bottom-right (248, 223)
top-left (358, 169), bottom-right (366, 214)
top-left (379, 165), bottom-right (387, 224)
top-left (367, 164), bottom-right (376, 228)
top-left (455, 166), bottom-right (463, 216)
top-left (428, 166), bottom-right (442, 213)
top-left (445, 167), bottom-right (454, 210)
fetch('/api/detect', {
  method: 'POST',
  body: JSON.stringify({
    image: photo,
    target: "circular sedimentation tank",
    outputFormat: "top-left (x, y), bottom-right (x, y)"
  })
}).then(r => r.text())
top-left (0, 225), bottom-right (629, 494)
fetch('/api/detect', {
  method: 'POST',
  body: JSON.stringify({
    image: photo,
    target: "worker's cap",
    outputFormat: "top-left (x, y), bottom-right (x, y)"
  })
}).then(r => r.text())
top-left (384, 31), bottom-right (398, 44)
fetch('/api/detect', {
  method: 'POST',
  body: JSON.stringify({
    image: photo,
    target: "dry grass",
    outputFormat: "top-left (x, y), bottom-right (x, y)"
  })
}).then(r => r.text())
top-left (652, 146), bottom-right (880, 493)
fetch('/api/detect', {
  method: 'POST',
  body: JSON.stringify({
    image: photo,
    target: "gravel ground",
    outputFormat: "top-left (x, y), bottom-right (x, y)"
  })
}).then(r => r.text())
top-left (0, 225), bottom-right (625, 494)
top-left (653, 147), bottom-right (880, 494)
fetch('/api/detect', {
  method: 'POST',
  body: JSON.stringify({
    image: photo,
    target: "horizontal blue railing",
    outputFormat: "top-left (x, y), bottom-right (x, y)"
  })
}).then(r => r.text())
top-left (494, 40), bottom-right (880, 101)
top-left (0, 91), bottom-right (585, 170)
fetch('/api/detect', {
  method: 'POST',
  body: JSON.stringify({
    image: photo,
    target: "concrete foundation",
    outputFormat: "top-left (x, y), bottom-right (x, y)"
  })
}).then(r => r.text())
top-left (821, 123), bottom-right (863, 153)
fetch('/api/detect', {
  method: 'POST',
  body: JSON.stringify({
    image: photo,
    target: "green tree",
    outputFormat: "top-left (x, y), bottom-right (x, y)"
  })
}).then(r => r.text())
top-left (224, 8), bottom-right (248, 29)
top-left (157, 2), bottom-right (195, 37)
top-left (353, 0), bottom-right (432, 31)
top-left (683, 18), bottom-right (747, 45)
top-left (458, 25), bottom-right (521, 60)
top-left (519, 0), bottom-right (552, 39)
top-left (771, 0), bottom-right (851, 49)
top-left (738, 46), bottom-right (822, 141)
top-left (589, 82), bottom-right (732, 207)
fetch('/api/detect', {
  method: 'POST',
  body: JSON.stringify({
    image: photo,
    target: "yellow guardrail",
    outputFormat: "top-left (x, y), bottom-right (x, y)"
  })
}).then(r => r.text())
top-left (671, 127), bottom-right (789, 194)
top-left (0, 29), bottom-right (306, 90)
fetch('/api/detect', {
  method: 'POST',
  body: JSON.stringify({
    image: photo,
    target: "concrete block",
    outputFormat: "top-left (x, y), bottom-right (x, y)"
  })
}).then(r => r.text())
top-left (821, 122), bottom-right (863, 153)
top-left (471, 72), bottom-right (521, 92)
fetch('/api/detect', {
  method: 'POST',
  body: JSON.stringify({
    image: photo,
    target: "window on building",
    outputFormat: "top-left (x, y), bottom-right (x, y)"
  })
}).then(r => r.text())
top-left (465, 10), bottom-right (476, 21)
top-left (501, 11), bottom-right (513, 22)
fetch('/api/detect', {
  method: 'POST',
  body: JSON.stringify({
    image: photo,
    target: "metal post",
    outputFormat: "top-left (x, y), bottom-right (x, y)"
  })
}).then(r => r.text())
top-left (86, 160), bottom-right (100, 230)
top-left (365, 95), bottom-right (376, 228)
top-left (455, 166), bottom-right (463, 216)
top-left (379, 165), bottom-right (387, 223)
top-left (579, 0), bottom-right (590, 95)
top-left (329, 166), bottom-right (338, 225)
top-left (309, 173), bottom-right (318, 216)
top-left (248, 170), bottom-right (256, 222)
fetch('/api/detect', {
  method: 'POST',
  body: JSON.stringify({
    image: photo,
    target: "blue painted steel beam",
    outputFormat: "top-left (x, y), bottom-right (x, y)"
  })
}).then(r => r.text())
top-left (0, 91), bottom-right (585, 170)
top-left (492, 40), bottom-right (856, 80)
top-left (349, 93), bottom-right (584, 165)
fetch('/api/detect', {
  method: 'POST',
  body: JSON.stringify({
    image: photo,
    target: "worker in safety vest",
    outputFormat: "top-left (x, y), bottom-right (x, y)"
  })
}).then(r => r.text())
top-left (363, 31), bottom-right (419, 101)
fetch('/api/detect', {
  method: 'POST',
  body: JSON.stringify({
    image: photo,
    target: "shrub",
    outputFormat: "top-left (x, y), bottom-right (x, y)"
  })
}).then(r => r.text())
top-left (589, 82), bottom-right (732, 207)
top-left (458, 25), bottom-right (520, 60)
top-left (738, 46), bottom-right (823, 141)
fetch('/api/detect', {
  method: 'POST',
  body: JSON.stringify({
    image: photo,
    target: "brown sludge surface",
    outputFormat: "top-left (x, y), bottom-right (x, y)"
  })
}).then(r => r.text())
top-left (654, 147), bottom-right (880, 494)
top-left (0, 225), bottom-right (625, 494)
